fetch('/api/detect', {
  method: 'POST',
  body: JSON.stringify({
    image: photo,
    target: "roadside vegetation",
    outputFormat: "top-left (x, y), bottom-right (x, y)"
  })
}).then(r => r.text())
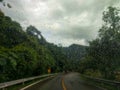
top-left (79, 6), bottom-right (120, 81)
top-left (0, 10), bottom-right (67, 82)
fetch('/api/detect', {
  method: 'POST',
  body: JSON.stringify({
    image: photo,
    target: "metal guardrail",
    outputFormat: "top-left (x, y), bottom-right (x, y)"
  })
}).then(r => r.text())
top-left (0, 73), bottom-right (56, 89)
top-left (83, 75), bottom-right (120, 90)
top-left (20, 76), bottom-right (54, 90)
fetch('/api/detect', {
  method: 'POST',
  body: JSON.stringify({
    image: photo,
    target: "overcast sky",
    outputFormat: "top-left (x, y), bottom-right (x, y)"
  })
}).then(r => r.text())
top-left (0, 0), bottom-right (120, 46)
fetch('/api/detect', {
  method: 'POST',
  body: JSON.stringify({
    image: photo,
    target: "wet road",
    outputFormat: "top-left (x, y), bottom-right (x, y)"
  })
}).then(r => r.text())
top-left (26, 72), bottom-right (104, 90)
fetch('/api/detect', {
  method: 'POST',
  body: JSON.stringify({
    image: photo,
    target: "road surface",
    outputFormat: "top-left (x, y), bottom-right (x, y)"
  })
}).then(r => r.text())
top-left (26, 72), bottom-right (104, 90)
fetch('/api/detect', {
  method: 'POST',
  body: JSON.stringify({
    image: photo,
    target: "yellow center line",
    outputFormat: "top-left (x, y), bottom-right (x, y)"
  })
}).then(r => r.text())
top-left (62, 78), bottom-right (67, 90)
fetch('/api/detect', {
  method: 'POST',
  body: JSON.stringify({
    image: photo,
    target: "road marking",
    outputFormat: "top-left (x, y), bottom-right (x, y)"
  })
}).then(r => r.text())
top-left (20, 76), bottom-right (54, 90)
top-left (62, 78), bottom-right (67, 90)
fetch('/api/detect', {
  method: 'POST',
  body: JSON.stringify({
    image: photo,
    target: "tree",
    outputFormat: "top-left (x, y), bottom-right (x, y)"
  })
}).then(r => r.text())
top-left (26, 25), bottom-right (46, 45)
top-left (81, 6), bottom-right (120, 80)
top-left (98, 7), bottom-right (120, 79)
top-left (0, 0), bottom-right (3, 2)
top-left (0, 13), bottom-right (28, 48)
top-left (0, 7), bottom-right (70, 83)
top-left (99, 7), bottom-right (120, 40)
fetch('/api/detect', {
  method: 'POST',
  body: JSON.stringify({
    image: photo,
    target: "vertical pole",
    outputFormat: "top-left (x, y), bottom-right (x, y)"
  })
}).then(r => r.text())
top-left (117, 85), bottom-right (120, 90)
top-left (22, 79), bottom-right (25, 85)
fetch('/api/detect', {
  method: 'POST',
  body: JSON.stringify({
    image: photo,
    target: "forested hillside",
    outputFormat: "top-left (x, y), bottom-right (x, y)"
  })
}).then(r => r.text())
top-left (0, 10), bottom-right (69, 82)
top-left (60, 44), bottom-right (86, 71)
top-left (63, 44), bottom-right (86, 61)
top-left (0, 8), bottom-right (87, 82)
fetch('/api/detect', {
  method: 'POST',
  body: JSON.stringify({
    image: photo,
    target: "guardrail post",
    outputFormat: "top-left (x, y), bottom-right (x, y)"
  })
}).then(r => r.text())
top-left (22, 79), bottom-right (25, 85)
top-left (2, 83), bottom-right (7, 90)
top-left (32, 78), bottom-right (35, 82)
top-left (117, 85), bottom-right (120, 90)
top-left (2, 87), bottom-right (6, 90)
top-left (100, 82), bottom-right (103, 87)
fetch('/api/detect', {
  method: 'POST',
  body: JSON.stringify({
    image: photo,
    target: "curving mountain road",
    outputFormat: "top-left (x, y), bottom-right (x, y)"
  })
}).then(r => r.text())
top-left (26, 72), bottom-right (104, 90)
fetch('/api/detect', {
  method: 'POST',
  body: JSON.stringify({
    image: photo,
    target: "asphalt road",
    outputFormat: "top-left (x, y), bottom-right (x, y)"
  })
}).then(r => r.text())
top-left (26, 72), bottom-right (104, 90)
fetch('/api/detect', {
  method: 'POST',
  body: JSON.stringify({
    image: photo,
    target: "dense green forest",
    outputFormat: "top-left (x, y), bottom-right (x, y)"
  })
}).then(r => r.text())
top-left (79, 7), bottom-right (120, 81)
top-left (0, 10), bottom-right (67, 82)
top-left (63, 44), bottom-right (86, 61)
top-left (62, 44), bottom-right (87, 71)
top-left (0, 9), bottom-right (85, 83)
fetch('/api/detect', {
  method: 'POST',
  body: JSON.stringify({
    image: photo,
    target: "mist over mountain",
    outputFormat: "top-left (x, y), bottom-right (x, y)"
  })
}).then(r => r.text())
top-left (63, 44), bottom-right (87, 61)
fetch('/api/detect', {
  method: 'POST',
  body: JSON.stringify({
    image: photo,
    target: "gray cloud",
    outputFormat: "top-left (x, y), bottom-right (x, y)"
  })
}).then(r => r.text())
top-left (0, 0), bottom-right (120, 46)
top-left (57, 26), bottom-right (97, 40)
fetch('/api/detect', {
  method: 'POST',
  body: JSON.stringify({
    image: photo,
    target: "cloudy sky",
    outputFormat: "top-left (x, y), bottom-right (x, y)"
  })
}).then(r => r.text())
top-left (0, 0), bottom-right (120, 46)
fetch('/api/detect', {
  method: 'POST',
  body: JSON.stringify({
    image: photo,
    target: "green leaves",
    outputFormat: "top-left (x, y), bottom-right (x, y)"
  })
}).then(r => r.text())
top-left (80, 6), bottom-right (120, 80)
top-left (0, 14), bottom-right (27, 48)
top-left (0, 0), bottom-right (3, 2)
top-left (100, 6), bottom-right (120, 40)
top-left (0, 10), bottom-right (68, 82)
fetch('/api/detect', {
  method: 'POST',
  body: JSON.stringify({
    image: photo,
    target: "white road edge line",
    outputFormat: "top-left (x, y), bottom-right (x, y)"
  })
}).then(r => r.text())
top-left (20, 76), bottom-right (55, 90)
